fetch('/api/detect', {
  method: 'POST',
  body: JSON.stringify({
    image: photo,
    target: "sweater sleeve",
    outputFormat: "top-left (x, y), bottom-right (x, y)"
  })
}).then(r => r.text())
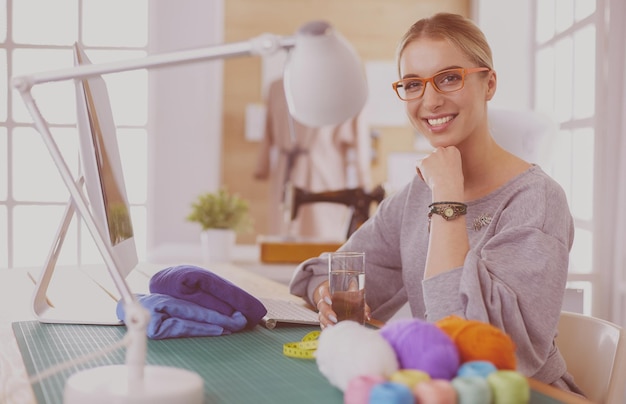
top-left (423, 171), bottom-right (574, 382)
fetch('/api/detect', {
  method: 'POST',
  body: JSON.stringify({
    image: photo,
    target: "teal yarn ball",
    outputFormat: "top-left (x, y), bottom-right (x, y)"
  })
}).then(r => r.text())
top-left (451, 376), bottom-right (492, 404)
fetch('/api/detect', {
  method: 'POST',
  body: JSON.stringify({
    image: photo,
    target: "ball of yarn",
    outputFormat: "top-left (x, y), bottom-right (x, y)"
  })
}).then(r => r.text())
top-left (413, 379), bottom-right (457, 404)
top-left (487, 370), bottom-right (530, 404)
top-left (389, 369), bottom-right (430, 389)
top-left (380, 318), bottom-right (460, 380)
top-left (436, 316), bottom-right (517, 370)
top-left (369, 382), bottom-right (414, 404)
top-left (457, 361), bottom-right (498, 378)
top-left (451, 376), bottom-right (492, 404)
top-left (315, 321), bottom-right (398, 392)
top-left (344, 374), bottom-right (386, 404)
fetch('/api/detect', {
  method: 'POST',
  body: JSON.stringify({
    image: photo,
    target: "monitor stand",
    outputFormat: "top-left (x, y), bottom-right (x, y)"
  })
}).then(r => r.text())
top-left (31, 177), bottom-right (123, 325)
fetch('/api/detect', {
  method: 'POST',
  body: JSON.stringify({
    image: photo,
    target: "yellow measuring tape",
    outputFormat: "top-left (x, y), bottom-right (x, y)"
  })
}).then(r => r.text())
top-left (283, 331), bottom-right (321, 359)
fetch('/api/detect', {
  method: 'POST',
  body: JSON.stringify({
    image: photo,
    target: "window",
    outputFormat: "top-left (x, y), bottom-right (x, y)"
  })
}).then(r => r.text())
top-left (1, 0), bottom-right (148, 269)
top-left (532, 0), bottom-right (598, 315)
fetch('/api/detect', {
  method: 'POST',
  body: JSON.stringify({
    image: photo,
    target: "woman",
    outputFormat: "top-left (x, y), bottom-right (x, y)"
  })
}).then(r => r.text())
top-left (289, 12), bottom-right (583, 394)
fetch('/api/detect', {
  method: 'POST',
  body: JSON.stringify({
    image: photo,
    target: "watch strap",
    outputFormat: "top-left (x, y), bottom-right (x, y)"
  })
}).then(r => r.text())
top-left (427, 202), bottom-right (467, 231)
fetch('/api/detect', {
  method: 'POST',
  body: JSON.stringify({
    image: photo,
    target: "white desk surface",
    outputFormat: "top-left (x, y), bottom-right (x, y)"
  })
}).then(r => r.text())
top-left (0, 258), bottom-right (299, 404)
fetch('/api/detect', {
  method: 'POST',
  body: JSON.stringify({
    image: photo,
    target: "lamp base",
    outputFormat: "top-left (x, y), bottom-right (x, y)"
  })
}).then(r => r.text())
top-left (63, 365), bottom-right (204, 404)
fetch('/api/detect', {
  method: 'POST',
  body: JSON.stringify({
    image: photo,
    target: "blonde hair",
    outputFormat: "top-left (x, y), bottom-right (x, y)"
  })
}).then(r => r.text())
top-left (396, 12), bottom-right (493, 77)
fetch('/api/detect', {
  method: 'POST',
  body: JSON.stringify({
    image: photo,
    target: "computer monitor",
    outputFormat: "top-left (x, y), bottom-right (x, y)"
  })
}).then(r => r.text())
top-left (73, 43), bottom-right (138, 272)
top-left (31, 44), bottom-right (138, 324)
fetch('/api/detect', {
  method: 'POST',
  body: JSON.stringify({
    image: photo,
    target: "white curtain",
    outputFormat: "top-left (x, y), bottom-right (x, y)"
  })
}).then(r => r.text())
top-left (605, 0), bottom-right (626, 326)
top-left (611, 51), bottom-right (626, 327)
top-left (613, 95), bottom-right (626, 327)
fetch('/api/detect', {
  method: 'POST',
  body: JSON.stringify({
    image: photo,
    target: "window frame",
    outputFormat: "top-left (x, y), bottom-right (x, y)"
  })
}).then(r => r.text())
top-left (530, 0), bottom-right (625, 323)
top-left (1, 0), bottom-right (148, 269)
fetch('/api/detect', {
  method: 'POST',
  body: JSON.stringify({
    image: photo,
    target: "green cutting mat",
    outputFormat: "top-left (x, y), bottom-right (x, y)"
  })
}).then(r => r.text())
top-left (12, 321), bottom-right (342, 404)
top-left (13, 321), bottom-right (564, 404)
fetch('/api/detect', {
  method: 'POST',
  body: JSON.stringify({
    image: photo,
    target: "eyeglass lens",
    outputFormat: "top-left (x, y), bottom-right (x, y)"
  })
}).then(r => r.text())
top-left (397, 69), bottom-right (465, 100)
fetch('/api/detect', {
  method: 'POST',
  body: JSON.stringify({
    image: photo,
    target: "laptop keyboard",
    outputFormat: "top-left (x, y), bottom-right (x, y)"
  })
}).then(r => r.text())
top-left (259, 298), bottom-right (320, 329)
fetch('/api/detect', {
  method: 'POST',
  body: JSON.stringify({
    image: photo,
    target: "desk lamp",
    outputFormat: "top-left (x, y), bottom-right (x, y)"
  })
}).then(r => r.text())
top-left (12, 20), bottom-right (367, 404)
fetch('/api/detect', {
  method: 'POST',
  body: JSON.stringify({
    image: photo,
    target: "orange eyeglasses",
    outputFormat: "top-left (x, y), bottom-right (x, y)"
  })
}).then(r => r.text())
top-left (392, 67), bottom-right (490, 101)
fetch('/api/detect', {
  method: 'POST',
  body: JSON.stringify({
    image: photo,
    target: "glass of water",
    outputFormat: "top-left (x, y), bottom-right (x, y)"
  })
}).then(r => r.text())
top-left (328, 251), bottom-right (365, 324)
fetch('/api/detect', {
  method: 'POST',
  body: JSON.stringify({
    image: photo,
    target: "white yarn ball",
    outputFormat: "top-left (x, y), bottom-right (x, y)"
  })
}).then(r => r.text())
top-left (315, 321), bottom-right (399, 391)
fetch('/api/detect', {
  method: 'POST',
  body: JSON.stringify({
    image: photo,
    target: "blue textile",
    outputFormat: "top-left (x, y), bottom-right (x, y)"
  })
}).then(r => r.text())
top-left (116, 293), bottom-right (248, 340)
top-left (149, 265), bottom-right (267, 327)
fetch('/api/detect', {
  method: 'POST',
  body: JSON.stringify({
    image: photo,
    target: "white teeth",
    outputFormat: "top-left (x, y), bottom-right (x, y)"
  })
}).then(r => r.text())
top-left (427, 116), bottom-right (453, 126)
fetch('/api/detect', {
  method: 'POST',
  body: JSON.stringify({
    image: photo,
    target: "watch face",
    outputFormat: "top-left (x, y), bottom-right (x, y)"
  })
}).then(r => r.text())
top-left (444, 207), bottom-right (454, 218)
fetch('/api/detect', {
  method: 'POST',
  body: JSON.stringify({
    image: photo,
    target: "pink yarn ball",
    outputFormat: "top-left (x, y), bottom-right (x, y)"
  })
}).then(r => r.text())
top-left (414, 379), bottom-right (457, 404)
top-left (380, 318), bottom-right (460, 380)
top-left (344, 374), bottom-right (386, 404)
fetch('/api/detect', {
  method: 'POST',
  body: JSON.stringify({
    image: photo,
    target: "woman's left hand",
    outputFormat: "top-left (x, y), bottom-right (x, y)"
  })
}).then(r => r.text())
top-left (417, 146), bottom-right (464, 198)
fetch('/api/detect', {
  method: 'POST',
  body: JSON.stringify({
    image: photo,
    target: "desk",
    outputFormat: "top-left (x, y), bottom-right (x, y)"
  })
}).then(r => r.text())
top-left (0, 263), bottom-right (592, 404)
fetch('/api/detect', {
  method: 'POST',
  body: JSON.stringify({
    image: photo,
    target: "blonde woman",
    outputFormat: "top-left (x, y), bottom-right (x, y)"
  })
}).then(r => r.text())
top-left (289, 12), bottom-right (583, 395)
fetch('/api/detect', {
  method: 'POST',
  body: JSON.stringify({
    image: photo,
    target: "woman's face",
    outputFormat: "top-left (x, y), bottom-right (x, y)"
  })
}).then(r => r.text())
top-left (399, 37), bottom-right (496, 149)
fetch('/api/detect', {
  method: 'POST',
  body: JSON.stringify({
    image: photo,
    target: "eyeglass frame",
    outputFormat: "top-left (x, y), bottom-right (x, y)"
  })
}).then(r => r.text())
top-left (391, 67), bottom-right (491, 101)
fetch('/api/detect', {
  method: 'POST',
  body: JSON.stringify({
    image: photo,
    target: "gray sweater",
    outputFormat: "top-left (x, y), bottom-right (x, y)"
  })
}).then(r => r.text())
top-left (289, 165), bottom-right (583, 393)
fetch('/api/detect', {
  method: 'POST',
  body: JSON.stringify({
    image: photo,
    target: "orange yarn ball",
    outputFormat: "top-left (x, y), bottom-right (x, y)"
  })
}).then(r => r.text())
top-left (436, 316), bottom-right (517, 370)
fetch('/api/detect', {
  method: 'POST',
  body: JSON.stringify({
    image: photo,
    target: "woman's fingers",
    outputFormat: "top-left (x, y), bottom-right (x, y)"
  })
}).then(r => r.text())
top-left (316, 283), bottom-right (338, 329)
top-left (316, 283), bottom-right (373, 329)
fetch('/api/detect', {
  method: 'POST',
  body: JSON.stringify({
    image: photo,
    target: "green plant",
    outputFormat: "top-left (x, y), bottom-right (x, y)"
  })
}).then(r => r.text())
top-left (186, 188), bottom-right (251, 233)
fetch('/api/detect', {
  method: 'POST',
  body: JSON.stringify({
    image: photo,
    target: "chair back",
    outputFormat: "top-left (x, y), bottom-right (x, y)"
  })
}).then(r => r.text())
top-left (556, 311), bottom-right (626, 403)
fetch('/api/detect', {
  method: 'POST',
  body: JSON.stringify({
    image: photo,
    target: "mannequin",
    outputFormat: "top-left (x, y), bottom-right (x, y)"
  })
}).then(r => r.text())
top-left (254, 78), bottom-right (372, 240)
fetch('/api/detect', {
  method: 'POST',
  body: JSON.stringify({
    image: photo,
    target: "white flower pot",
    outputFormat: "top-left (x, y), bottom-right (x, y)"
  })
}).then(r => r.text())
top-left (200, 229), bottom-right (236, 264)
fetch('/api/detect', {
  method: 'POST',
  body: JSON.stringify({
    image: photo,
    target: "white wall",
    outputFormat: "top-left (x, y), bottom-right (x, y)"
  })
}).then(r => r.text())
top-left (473, 1), bottom-right (533, 110)
top-left (147, 0), bottom-right (224, 261)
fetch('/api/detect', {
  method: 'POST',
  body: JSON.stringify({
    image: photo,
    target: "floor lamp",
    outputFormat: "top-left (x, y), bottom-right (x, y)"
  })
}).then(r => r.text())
top-left (12, 20), bottom-right (367, 404)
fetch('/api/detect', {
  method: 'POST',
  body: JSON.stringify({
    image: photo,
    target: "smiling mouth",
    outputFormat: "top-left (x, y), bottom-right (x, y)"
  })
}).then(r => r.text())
top-left (426, 115), bottom-right (454, 126)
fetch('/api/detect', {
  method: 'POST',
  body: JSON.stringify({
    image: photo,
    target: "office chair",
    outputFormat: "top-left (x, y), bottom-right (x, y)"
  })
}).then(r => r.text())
top-left (555, 311), bottom-right (626, 403)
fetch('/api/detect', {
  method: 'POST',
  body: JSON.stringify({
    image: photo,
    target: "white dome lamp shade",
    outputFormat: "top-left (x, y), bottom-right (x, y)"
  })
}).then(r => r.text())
top-left (284, 21), bottom-right (368, 127)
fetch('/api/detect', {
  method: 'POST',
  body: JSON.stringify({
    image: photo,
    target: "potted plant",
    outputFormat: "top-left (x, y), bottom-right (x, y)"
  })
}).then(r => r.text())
top-left (187, 188), bottom-right (251, 263)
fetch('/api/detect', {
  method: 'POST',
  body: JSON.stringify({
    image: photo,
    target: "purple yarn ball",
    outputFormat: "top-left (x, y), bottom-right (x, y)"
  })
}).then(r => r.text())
top-left (380, 318), bottom-right (460, 380)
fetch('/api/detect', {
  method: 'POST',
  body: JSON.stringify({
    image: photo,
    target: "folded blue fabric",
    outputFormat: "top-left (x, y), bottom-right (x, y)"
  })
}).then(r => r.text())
top-left (117, 293), bottom-right (248, 340)
top-left (149, 265), bottom-right (267, 328)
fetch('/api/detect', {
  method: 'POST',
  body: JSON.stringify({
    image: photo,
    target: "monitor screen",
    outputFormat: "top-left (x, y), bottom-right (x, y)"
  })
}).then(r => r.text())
top-left (73, 43), bottom-right (138, 276)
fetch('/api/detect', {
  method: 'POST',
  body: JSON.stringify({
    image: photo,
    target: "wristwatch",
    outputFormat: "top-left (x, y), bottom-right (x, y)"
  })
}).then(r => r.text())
top-left (428, 203), bottom-right (467, 221)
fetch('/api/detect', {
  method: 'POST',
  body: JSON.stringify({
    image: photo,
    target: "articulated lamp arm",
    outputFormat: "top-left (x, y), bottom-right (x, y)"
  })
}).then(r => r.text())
top-left (11, 20), bottom-right (367, 404)
top-left (12, 33), bottom-right (294, 92)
